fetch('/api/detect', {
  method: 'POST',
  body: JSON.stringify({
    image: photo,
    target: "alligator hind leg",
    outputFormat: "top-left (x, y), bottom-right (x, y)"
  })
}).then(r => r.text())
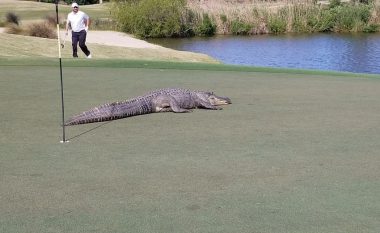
top-left (152, 95), bottom-right (190, 113)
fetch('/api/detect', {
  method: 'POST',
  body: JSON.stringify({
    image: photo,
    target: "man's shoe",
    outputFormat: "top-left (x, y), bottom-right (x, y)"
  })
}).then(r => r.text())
top-left (87, 54), bottom-right (92, 59)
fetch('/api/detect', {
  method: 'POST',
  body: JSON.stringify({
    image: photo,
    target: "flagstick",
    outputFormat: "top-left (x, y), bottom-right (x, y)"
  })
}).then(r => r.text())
top-left (55, 1), bottom-right (67, 143)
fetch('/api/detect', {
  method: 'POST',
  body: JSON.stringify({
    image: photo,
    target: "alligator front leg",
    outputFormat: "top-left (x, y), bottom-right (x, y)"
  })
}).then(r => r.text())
top-left (198, 100), bottom-right (222, 110)
top-left (152, 95), bottom-right (191, 113)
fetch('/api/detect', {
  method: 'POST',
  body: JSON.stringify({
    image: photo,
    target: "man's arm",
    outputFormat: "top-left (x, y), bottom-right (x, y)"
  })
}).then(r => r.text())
top-left (84, 14), bottom-right (90, 32)
top-left (65, 18), bottom-right (70, 35)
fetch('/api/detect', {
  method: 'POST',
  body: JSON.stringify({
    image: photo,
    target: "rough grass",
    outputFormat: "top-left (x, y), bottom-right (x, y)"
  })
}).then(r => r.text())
top-left (0, 58), bottom-right (380, 233)
top-left (0, 0), bottom-right (111, 24)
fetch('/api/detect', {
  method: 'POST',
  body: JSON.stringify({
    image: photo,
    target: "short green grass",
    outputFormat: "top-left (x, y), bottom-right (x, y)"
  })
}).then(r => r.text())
top-left (1, 58), bottom-right (380, 233)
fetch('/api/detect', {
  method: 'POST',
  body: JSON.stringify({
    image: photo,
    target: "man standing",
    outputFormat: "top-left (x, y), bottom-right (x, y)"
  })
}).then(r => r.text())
top-left (66, 2), bottom-right (91, 58)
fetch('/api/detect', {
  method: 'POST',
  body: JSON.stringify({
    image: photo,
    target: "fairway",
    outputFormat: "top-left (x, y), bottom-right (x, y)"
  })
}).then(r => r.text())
top-left (1, 59), bottom-right (379, 233)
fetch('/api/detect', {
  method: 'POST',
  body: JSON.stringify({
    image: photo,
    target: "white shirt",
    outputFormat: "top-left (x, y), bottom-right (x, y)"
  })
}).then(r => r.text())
top-left (67, 11), bottom-right (89, 32)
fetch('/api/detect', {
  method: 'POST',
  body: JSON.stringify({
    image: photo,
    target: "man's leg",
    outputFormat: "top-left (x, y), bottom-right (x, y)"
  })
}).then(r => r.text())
top-left (78, 30), bottom-right (91, 57)
top-left (71, 32), bottom-right (79, 58)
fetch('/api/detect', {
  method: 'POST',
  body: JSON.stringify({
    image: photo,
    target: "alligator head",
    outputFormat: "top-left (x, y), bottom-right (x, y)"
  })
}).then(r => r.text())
top-left (197, 91), bottom-right (232, 106)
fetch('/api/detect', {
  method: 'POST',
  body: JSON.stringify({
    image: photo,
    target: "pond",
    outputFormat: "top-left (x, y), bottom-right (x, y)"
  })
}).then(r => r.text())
top-left (149, 33), bottom-right (380, 74)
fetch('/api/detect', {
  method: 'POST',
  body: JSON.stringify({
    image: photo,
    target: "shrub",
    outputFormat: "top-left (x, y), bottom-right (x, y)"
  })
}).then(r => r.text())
top-left (230, 19), bottom-right (252, 35)
top-left (316, 9), bottom-right (335, 32)
top-left (91, 18), bottom-right (117, 31)
top-left (112, 0), bottom-right (187, 38)
top-left (4, 23), bottom-right (23, 35)
top-left (363, 23), bottom-right (380, 32)
top-left (329, 0), bottom-right (342, 8)
top-left (330, 4), bottom-right (371, 32)
top-left (220, 14), bottom-right (227, 24)
top-left (45, 14), bottom-right (58, 26)
top-left (178, 9), bottom-right (196, 37)
top-left (268, 15), bottom-right (287, 34)
top-left (6, 12), bottom-right (20, 25)
top-left (27, 22), bottom-right (57, 39)
top-left (195, 13), bottom-right (216, 36)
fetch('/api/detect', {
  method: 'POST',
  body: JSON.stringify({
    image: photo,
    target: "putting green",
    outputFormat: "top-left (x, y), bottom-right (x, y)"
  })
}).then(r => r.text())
top-left (1, 59), bottom-right (379, 233)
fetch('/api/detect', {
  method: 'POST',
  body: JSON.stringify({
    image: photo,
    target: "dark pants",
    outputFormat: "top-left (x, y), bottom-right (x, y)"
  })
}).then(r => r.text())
top-left (72, 30), bottom-right (90, 57)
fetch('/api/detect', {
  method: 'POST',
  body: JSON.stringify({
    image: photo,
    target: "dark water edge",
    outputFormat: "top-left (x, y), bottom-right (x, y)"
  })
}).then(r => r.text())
top-left (148, 33), bottom-right (380, 74)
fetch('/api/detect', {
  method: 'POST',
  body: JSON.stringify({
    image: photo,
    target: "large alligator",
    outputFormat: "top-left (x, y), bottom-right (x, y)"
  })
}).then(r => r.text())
top-left (64, 88), bottom-right (231, 126)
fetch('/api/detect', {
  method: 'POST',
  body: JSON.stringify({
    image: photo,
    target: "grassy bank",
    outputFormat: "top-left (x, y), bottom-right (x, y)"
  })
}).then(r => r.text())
top-left (1, 58), bottom-right (380, 233)
top-left (110, 0), bottom-right (380, 37)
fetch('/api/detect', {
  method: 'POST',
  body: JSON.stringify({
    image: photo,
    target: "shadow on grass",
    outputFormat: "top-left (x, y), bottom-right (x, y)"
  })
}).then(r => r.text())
top-left (66, 121), bottom-right (112, 141)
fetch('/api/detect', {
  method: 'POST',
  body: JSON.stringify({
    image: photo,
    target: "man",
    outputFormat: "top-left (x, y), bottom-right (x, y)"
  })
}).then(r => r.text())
top-left (65, 2), bottom-right (91, 58)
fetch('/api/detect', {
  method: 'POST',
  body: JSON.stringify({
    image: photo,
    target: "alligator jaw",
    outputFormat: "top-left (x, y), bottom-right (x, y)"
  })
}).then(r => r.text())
top-left (210, 95), bottom-right (232, 105)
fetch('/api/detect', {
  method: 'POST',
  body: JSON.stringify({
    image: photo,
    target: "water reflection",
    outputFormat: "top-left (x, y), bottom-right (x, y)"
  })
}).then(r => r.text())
top-left (149, 33), bottom-right (380, 74)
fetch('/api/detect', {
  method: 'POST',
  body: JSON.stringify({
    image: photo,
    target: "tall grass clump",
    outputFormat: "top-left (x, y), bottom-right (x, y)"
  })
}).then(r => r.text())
top-left (4, 12), bottom-right (22, 34)
top-left (27, 22), bottom-right (57, 38)
top-left (289, 4), bottom-right (322, 32)
top-left (111, 0), bottom-right (187, 38)
top-left (5, 12), bottom-right (20, 25)
top-left (268, 8), bottom-right (288, 34)
top-left (4, 11), bottom-right (57, 38)
top-left (194, 13), bottom-right (216, 36)
top-left (230, 19), bottom-right (252, 35)
top-left (260, 1), bottom-right (375, 33)
top-left (329, 4), bottom-right (372, 32)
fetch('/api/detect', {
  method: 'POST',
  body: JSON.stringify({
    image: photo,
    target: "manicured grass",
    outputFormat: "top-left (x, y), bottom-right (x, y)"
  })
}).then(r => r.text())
top-left (1, 59), bottom-right (380, 233)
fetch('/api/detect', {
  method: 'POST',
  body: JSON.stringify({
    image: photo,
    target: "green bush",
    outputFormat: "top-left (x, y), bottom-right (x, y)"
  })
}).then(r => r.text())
top-left (268, 15), bottom-right (287, 34)
top-left (363, 23), bottom-right (380, 32)
top-left (230, 19), bottom-right (252, 35)
top-left (112, 0), bottom-right (186, 38)
top-left (220, 14), bottom-right (227, 24)
top-left (91, 18), bottom-right (117, 31)
top-left (316, 9), bottom-right (335, 32)
top-left (329, 0), bottom-right (342, 8)
top-left (195, 13), bottom-right (216, 36)
top-left (329, 4), bottom-right (371, 32)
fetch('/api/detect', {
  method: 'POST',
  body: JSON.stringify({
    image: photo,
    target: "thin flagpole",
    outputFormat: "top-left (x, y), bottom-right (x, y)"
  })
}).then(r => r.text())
top-left (55, 1), bottom-right (67, 143)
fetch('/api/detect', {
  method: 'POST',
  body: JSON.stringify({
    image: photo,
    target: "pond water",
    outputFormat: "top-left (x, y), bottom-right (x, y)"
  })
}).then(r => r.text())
top-left (149, 33), bottom-right (380, 74)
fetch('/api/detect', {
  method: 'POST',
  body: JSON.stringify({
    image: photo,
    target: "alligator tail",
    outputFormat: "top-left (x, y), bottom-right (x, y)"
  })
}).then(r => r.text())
top-left (64, 98), bottom-right (152, 126)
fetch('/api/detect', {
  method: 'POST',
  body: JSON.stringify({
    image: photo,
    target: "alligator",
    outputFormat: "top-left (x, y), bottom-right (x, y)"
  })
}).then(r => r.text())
top-left (64, 88), bottom-right (231, 126)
